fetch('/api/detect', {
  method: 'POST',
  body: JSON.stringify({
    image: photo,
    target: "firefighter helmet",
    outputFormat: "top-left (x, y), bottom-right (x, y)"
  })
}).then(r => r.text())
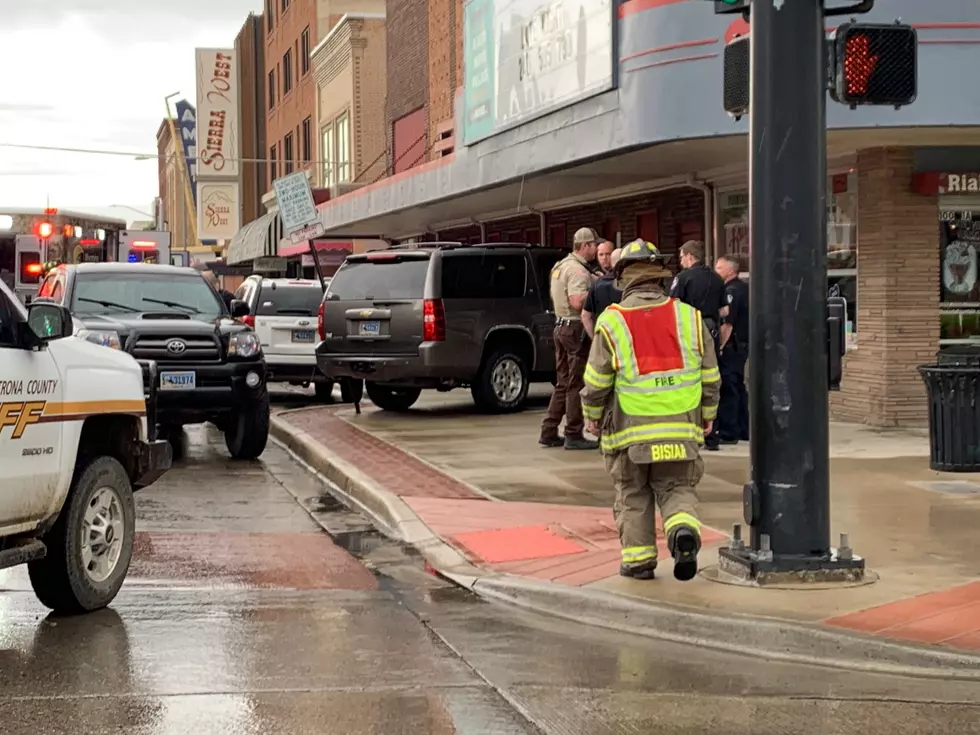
top-left (614, 239), bottom-right (668, 275)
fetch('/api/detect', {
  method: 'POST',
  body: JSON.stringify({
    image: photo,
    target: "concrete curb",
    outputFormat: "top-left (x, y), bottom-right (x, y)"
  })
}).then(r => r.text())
top-left (270, 412), bottom-right (980, 680)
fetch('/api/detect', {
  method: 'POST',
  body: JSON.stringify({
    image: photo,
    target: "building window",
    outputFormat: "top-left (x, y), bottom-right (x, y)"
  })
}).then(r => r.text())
top-left (718, 170), bottom-right (858, 343)
top-left (267, 69), bottom-right (275, 109)
top-left (283, 48), bottom-right (293, 95)
top-left (266, 0), bottom-right (274, 31)
top-left (269, 144), bottom-right (278, 183)
top-left (284, 132), bottom-right (294, 174)
top-left (302, 117), bottom-right (312, 163)
top-left (301, 27), bottom-right (311, 74)
top-left (335, 113), bottom-right (350, 183)
top-left (940, 204), bottom-right (980, 345)
top-left (322, 125), bottom-right (334, 187)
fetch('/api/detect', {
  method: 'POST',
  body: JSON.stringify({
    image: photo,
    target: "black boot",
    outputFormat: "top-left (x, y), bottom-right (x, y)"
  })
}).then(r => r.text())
top-left (670, 527), bottom-right (701, 582)
top-left (619, 560), bottom-right (657, 580)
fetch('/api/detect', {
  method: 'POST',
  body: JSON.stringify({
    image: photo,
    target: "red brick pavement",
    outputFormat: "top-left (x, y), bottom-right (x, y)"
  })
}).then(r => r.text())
top-left (281, 408), bottom-right (483, 500)
top-left (825, 581), bottom-right (980, 652)
top-left (280, 407), bottom-right (728, 588)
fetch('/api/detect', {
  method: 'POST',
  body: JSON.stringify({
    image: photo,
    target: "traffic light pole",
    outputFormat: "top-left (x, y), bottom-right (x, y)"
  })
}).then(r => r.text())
top-left (718, 0), bottom-right (865, 583)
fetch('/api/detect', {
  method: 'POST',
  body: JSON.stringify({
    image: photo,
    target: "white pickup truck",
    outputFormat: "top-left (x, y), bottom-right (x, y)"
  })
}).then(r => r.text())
top-left (0, 278), bottom-right (171, 613)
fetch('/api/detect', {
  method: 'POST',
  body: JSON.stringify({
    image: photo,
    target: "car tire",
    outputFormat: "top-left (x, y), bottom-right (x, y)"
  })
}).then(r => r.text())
top-left (314, 380), bottom-right (335, 402)
top-left (224, 391), bottom-right (270, 459)
top-left (28, 456), bottom-right (136, 614)
top-left (161, 425), bottom-right (187, 460)
top-left (472, 348), bottom-right (530, 414)
top-left (365, 382), bottom-right (421, 412)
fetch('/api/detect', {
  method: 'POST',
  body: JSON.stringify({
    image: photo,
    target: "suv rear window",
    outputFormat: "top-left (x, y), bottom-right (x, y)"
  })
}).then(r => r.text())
top-left (441, 253), bottom-right (526, 299)
top-left (256, 284), bottom-right (322, 316)
top-left (327, 258), bottom-right (429, 301)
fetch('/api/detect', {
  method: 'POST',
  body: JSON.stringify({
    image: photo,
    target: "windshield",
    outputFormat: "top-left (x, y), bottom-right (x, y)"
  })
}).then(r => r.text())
top-left (327, 259), bottom-right (428, 301)
top-left (71, 273), bottom-right (225, 318)
top-left (256, 284), bottom-right (323, 316)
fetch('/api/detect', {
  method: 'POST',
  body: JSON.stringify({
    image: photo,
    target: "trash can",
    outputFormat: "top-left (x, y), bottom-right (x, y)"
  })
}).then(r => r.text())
top-left (918, 364), bottom-right (980, 472)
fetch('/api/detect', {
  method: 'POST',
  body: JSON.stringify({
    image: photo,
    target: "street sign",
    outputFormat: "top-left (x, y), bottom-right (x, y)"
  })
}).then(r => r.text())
top-left (289, 221), bottom-right (325, 244)
top-left (272, 172), bottom-right (320, 233)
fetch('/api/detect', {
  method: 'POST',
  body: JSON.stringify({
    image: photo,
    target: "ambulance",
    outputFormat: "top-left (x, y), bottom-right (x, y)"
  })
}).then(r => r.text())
top-left (0, 277), bottom-right (171, 613)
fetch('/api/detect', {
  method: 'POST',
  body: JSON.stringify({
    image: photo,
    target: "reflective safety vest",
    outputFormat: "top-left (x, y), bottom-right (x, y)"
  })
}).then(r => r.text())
top-left (589, 299), bottom-right (716, 451)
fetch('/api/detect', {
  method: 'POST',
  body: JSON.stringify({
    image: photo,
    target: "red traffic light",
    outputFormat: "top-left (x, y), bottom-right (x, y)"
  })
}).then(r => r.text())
top-left (831, 23), bottom-right (917, 107)
top-left (18, 253), bottom-right (42, 284)
top-left (37, 221), bottom-right (53, 238)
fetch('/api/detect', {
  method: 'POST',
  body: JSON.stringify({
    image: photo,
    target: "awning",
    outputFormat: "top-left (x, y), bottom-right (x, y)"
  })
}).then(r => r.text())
top-left (279, 239), bottom-right (352, 257)
top-left (225, 211), bottom-right (283, 264)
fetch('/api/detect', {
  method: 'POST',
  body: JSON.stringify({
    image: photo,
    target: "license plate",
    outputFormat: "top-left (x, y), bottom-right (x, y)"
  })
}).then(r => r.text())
top-left (358, 320), bottom-right (380, 336)
top-left (292, 330), bottom-right (315, 342)
top-left (159, 371), bottom-right (196, 390)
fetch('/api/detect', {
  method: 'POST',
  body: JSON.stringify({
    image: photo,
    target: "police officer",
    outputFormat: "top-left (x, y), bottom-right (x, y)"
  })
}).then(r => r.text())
top-left (670, 240), bottom-right (727, 450)
top-left (581, 240), bottom-right (720, 581)
top-left (582, 248), bottom-right (621, 338)
top-left (540, 227), bottom-right (600, 450)
top-left (715, 254), bottom-right (750, 443)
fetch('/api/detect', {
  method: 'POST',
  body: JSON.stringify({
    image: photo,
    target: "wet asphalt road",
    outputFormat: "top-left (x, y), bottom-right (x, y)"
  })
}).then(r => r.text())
top-left (1, 389), bottom-right (979, 734)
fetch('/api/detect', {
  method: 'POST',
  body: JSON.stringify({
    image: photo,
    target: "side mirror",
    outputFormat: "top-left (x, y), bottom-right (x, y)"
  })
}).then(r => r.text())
top-left (25, 301), bottom-right (73, 344)
top-left (230, 299), bottom-right (250, 318)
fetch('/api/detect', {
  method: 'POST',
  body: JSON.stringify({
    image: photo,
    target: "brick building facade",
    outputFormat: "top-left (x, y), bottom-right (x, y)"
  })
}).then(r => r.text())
top-left (311, 12), bottom-right (386, 188)
top-left (235, 13), bottom-right (267, 227)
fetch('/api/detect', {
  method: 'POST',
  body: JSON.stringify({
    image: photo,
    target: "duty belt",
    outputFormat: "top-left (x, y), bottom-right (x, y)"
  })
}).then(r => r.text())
top-left (555, 317), bottom-right (581, 327)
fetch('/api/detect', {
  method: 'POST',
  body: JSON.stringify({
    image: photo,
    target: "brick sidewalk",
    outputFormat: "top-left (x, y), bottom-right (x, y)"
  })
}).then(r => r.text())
top-left (276, 405), bottom-right (980, 654)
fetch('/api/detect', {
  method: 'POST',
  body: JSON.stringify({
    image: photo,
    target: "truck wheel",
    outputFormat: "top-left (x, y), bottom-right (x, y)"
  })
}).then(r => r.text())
top-left (472, 348), bottom-right (529, 413)
top-left (224, 391), bottom-right (270, 459)
top-left (365, 382), bottom-right (421, 411)
top-left (28, 457), bottom-right (135, 614)
top-left (314, 380), bottom-right (335, 402)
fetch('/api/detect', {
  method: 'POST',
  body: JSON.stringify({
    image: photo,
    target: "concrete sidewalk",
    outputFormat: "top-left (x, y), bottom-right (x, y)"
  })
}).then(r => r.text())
top-left (270, 389), bottom-right (980, 678)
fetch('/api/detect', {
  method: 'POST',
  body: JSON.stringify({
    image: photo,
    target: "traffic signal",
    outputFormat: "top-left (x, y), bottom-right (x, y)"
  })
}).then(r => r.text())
top-left (18, 252), bottom-right (42, 284)
top-left (830, 23), bottom-right (917, 107)
top-left (723, 35), bottom-right (750, 118)
top-left (714, 0), bottom-right (748, 13)
top-left (37, 221), bottom-right (53, 238)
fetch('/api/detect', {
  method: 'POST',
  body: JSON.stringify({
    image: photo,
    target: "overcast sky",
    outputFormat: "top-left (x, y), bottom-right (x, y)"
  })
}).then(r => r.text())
top-left (0, 1), bottom-right (261, 212)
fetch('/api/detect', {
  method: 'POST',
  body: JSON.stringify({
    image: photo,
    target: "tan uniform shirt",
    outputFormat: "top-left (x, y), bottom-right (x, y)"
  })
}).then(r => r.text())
top-left (550, 252), bottom-right (592, 318)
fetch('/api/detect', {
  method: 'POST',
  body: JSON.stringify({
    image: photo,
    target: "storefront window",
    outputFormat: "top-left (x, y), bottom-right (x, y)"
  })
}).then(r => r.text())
top-left (719, 171), bottom-right (858, 344)
top-left (940, 208), bottom-right (980, 344)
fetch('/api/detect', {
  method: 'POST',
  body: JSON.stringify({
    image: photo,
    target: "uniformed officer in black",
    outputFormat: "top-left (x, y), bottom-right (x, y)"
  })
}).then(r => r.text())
top-left (582, 247), bottom-right (622, 338)
top-left (715, 254), bottom-right (750, 443)
top-left (670, 240), bottom-right (727, 449)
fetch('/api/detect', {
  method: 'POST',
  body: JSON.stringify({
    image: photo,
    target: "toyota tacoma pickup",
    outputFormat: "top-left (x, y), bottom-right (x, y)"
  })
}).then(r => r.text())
top-left (36, 262), bottom-right (270, 459)
top-left (0, 278), bottom-right (171, 613)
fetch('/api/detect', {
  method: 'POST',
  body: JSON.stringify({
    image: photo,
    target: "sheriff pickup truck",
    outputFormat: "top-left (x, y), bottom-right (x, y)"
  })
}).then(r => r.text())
top-left (0, 277), bottom-right (170, 613)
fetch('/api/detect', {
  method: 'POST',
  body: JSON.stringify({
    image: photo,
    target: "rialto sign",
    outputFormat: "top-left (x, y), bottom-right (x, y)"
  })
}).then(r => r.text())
top-left (940, 173), bottom-right (980, 194)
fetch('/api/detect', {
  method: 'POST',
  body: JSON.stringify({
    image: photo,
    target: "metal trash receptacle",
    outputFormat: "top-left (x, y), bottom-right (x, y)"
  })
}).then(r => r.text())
top-left (918, 364), bottom-right (980, 472)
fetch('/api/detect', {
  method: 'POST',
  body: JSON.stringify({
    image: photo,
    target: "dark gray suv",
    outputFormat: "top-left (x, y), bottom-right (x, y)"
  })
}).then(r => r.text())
top-left (315, 243), bottom-right (564, 412)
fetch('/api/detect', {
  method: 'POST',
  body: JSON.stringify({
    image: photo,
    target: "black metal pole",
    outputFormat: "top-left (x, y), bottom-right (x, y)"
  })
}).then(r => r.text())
top-left (747, 0), bottom-right (829, 562)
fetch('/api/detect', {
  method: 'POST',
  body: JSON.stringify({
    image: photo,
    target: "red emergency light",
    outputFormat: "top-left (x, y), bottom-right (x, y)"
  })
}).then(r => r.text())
top-left (62, 224), bottom-right (74, 237)
top-left (25, 263), bottom-right (43, 275)
top-left (79, 239), bottom-right (101, 246)
top-left (37, 222), bottom-right (53, 238)
top-left (130, 240), bottom-right (157, 249)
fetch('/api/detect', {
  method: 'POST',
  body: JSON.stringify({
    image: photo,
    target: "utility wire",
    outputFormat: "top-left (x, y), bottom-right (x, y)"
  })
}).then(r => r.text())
top-left (0, 142), bottom-right (345, 167)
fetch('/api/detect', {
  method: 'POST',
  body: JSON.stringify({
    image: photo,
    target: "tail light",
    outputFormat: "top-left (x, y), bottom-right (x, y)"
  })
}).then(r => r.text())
top-left (242, 315), bottom-right (255, 328)
top-left (423, 299), bottom-right (445, 341)
top-left (317, 302), bottom-right (325, 340)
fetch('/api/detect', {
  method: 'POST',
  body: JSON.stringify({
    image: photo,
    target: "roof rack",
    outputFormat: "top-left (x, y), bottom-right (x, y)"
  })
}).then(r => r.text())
top-left (388, 241), bottom-right (463, 250)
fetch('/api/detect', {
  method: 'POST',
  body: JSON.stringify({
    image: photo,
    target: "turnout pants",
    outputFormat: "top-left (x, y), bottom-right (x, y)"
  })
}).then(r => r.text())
top-left (604, 452), bottom-right (704, 568)
top-left (541, 322), bottom-right (591, 441)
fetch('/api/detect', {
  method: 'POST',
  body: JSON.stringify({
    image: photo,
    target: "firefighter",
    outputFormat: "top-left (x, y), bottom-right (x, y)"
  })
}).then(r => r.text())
top-left (581, 239), bottom-right (720, 581)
